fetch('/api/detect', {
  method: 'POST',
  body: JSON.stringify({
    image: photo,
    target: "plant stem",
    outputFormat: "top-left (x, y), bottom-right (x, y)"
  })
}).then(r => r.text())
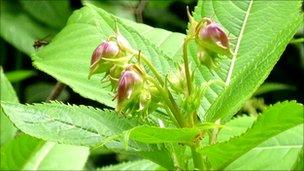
top-left (191, 146), bottom-right (205, 170)
top-left (145, 76), bottom-right (186, 127)
top-left (290, 38), bottom-right (304, 44)
top-left (183, 37), bottom-right (192, 95)
top-left (47, 81), bottom-right (66, 101)
top-left (130, 50), bottom-right (188, 127)
top-left (134, 0), bottom-right (148, 23)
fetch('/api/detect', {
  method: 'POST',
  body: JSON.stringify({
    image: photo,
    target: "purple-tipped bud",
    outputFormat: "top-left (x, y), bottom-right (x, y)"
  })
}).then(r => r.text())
top-left (117, 70), bottom-right (142, 103)
top-left (89, 41), bottom-right (119, 79)
top-left (196, 18), bottom-right (232, 56)
top-left (198, 22), bottom-right (229, 49)
top-left (90, 41), bottom-right (119, 66)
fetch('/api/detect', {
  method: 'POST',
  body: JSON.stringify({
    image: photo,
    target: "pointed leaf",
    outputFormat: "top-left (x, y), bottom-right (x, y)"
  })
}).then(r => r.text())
top-left (191, 0), bottom-right (303, 122)
top-left (1, 101), bottom-right (136, 146)
top-left (200, 101), bottom-right (304, 169)
top-left (0, 134), bottom-right (89, 170)
top-left (0, 68), bottom-right (18, 145)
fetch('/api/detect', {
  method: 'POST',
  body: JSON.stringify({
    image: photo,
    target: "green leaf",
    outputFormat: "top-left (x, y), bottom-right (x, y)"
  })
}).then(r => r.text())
top-left (0, 68), bottom-right (18, 145)
top-left (31, 4), bottom-right (178, 107)
top-left (20, 0), bottom-right (72, 29)
top-left (1, 101), bottom-right (136, 146)
top-left (0, 1), bottom-right (55, 55)
top-left (291, 146), bottom-right (304, 171)
top-left (97, 159), bottom-right (164, 171)
top-left (129, 123), bottom-right (222, 144)
top-left (226, 125), bottom-right (303, 170)
top-left (83, 0), bottom-right (136, 21)
top-left (200, 101), bottom-right (304, 169)
top-left (216, 115), bottom-right (303, 170)
top-left (5, 70), bottom-right (36, 83)
top-left (254, 82), bottom-right (296, 96)
top-left (129, 126), bottom-right (200, 144)
top-left (0, 134), bottom-right (89, 170)
top-left (192, 0), bottom-right (303, 122)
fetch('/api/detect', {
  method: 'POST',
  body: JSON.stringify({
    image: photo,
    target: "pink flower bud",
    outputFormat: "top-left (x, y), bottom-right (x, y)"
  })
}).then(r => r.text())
top-left (117, 70), bottom-right (142, 103)
top-left (90, 41), bottom-right (119, 66)
top-left (88, 41), bottom-right (119, 79)
top-left (196, 18), bottom-right (232, 56)
top-left (198, 22), bottom-right (229, 49)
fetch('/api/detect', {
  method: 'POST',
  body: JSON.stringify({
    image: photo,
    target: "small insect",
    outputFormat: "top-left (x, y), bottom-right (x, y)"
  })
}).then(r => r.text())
top-left (33, 35), bottom-right (50, 49)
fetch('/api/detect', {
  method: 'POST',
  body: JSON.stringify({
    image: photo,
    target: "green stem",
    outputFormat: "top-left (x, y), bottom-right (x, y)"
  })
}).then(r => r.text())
top-left (290, 38), bottom-right (304, 44)
top-left (130, 49), bottom-right (187, 127)
top-left (183, 37), bottom-right (192, 95)
top-left (145, 76), bottom-right (186, 127)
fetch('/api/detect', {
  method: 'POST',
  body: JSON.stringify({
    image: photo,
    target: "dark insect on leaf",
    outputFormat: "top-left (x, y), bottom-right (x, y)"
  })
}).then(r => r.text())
top-left (33, 35), bottom-right (51, 49)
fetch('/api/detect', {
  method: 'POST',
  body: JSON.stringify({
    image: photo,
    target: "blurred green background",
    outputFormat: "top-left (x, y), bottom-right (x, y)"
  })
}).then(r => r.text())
top-left (1, 0), bottom-right (303, 168)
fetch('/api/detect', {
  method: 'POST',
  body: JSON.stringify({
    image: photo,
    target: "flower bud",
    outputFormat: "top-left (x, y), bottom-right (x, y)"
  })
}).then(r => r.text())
top-left (89, 41), bottom-right (119, 78)
top-left (168, 66), bottom-right (188, 94)
top-left (117, 69), bottom-right (143, 104)
top-left (116, 31), bottom-right (132, 52)
top-left (196, 18), bottom-right (232, 56)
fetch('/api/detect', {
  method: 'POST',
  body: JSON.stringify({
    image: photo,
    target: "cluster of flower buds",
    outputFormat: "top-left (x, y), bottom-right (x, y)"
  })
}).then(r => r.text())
top-left (188, 10), bottom-right (232, 69)
top-left (89, 29), bottom-right (155, 117)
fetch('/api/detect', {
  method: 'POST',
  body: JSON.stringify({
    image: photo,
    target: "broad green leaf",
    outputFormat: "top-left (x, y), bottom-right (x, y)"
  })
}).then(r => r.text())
top-left (1, 101), bottom-right (174, 169)
top-left (191, 0), bottom-right (303, 122)
top-left (0, 134), bottom-right (89, 170)
top-left (31, 4), bottom-right (179, 107)
top-left (5, 70), bottom-right (36, 82)
top-left (254, 82), bottom-right (296, 96)
top-left (97, 159), bottom-right (164, 171)
top-left (20, 0), bottom-right (72, 29)
top-left (226, 125), bottom-right (303, 170)
top-left (0, 68), bottom-right (18, 145)
top-left (0, 0), bottom-right (55, 55)
top-left (200, 101), bottom-right (304, 169)
top-left (1, 101), bottom-right (136, 146)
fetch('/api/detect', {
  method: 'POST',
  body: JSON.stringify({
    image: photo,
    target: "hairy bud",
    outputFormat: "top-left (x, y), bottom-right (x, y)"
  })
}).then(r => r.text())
top-left (89, 41), bottom-right (119, 78)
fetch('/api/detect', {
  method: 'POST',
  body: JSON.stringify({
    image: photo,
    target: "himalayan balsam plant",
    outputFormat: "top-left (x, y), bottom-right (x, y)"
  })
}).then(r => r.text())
top-left (1, 0), bottom-right (303, 170)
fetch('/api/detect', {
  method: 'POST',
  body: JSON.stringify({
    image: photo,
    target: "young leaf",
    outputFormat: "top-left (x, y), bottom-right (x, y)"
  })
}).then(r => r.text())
top-left (0, 68), bottom-right (18, 145)
top-left (5, 70), bottom-right (37, 83)
top-left (1, 101), bottom-right (136, 146)
top-left (97, 159), bottom-right (164, 171)
top-left (254, 82), bottom-right (295, 96)
top-left (129, 123), bottom-right (221, 144)
top-left (192, 0), bottom-right (303, 122)
top-left (0, 134), bottom-right (89, 170)
top-left (31, 4), bottom-right (178, 107)
top-left (129, 126), bottom-right (200, 144)
top-left (200, 101), bottom-right (304, 169)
